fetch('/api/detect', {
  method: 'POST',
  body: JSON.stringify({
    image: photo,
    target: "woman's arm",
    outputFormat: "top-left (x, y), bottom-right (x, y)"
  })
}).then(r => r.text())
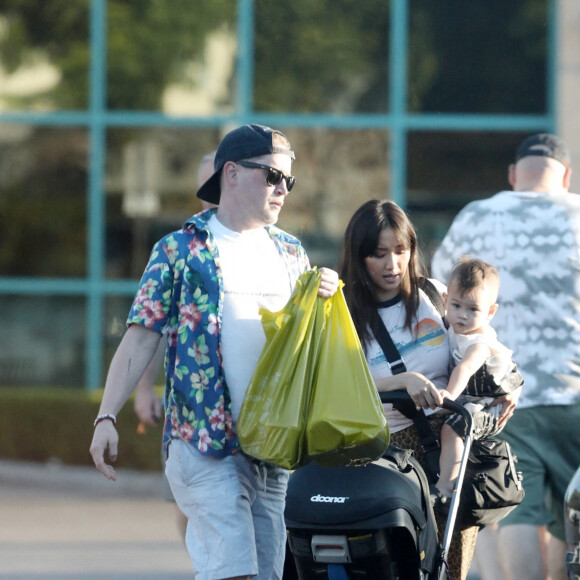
top-left (374, 371), bottom-right (444, 410)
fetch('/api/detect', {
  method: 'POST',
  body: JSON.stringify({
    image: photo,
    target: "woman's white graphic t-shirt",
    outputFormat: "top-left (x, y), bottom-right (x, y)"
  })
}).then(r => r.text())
top-left (365, 282), bottom-right (450, 433)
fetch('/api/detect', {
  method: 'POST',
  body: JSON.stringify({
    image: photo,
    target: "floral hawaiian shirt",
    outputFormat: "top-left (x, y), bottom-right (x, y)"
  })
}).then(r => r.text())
top-left (127, 209), bottom-right (310, 458)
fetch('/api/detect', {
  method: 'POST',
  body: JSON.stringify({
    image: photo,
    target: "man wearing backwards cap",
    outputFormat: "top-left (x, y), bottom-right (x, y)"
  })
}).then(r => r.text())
top-left (91, 124), bottom-right (339, 579)
top-left (432, 133), bottom-right (580, 580)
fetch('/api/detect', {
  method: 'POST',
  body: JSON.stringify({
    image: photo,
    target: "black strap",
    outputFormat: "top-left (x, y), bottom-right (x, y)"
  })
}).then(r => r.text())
top-left (373, 290), bottom-right (442, 482)
top-left (419, 277), bottom-right (445, 318)
top-left (375, 315), bottom-right (407, 376)
top-left (375, 278), bottom-right (444, 370)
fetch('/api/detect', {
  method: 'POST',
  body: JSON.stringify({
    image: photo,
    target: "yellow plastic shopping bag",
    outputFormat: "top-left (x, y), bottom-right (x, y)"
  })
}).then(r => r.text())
top-left (237, 268), bottom-right (389, 469)
top-left (237, 269), bottom-right (324, 469)
top-left (305, 283), bottom-right (390, 466)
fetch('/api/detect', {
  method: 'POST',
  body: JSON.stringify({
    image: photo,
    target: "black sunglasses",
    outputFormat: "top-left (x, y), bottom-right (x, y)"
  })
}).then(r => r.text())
top-left (236, 161), bottom-right (296, 192)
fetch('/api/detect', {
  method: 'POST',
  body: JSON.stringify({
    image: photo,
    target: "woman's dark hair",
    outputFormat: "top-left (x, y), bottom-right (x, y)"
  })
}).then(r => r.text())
top-left (338, 199), bottom-right (425, 350)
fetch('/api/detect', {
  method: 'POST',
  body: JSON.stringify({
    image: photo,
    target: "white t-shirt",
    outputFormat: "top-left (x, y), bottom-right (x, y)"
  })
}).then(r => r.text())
top-left (448, 325), bottom-right (513, 387)
top-left (208, 215), bottom-right (292, 422)
top-left (365, 282), bottom-right (450, 433)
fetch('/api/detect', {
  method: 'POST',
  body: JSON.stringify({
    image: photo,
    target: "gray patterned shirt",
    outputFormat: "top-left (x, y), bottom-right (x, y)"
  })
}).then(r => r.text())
top-left (431, 190), bottom-right (580, 409)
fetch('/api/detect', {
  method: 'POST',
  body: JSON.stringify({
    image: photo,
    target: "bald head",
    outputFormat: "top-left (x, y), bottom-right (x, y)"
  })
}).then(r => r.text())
top-left (509, 133), bottom-right (572, 193)
top-left (509, 156), bottom-right (571, 193)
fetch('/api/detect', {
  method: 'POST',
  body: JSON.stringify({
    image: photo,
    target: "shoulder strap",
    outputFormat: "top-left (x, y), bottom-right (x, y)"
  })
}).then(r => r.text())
top-left (373, 279), bottom-right (446, 373)
top-left (375, 316), bottom-right (407, 375)
top-left (419, 277), bottom-right (445, 318)
top-left (372, 313), bottom-right (441, 483)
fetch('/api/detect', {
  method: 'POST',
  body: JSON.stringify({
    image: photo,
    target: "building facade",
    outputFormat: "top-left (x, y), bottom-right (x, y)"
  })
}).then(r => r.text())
top-left (0, 0), bottom-right (574, 390)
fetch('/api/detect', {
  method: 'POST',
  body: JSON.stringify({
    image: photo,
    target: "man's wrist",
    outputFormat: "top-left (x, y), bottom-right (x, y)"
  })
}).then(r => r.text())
top-left (94, 413), bottom-right (117, 428)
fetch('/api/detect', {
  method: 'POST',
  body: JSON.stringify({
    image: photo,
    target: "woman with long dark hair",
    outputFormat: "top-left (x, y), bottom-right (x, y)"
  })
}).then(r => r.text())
top-left (338, 199), bottom-right (478, 580)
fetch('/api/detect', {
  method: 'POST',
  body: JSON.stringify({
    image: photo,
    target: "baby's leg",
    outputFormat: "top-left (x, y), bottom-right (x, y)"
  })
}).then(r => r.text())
top-left (436, 422), bottom-right (464, 497)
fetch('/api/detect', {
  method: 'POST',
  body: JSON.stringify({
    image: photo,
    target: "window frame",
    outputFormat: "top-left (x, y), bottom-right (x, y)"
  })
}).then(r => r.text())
top-left (0, 0), bottom-right (557, 389)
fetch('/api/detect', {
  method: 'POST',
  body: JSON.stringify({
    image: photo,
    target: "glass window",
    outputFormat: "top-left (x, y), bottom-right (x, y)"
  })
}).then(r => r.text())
top-left (406, 130), bottom-right (533, 268)
top-left (277, 128), bottom-right (390, 269)
top-left (105, 127), bottom-right (222, 279)
top-left (0, 295), bottom-right (86, 387)
top-left (0, 125), bottom-right (88, 277)
top-left (0, 1), bottom-right (89, 111)
top-left (254, 0), bottom-right (390, 113)
top-left (107, 0), bottom-right (236, 114)
top-left (408, 0), bottom-right (548, 113)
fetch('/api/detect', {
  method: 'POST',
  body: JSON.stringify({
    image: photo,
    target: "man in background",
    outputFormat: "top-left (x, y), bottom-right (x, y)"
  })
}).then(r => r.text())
top-left (431, 133), bottom-right (580, 580)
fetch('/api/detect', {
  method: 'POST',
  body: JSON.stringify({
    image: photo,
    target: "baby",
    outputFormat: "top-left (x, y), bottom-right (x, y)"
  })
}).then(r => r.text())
top-left (433, 257), bottom-right (522, 504)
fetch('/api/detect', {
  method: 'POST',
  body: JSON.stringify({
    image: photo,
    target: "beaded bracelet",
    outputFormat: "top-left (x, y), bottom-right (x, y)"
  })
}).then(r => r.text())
top-left (94, 413), bottom-right (117, 428)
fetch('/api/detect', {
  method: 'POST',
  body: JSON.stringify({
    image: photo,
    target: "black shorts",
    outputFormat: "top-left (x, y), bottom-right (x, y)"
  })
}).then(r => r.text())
top-left (445, 398), bottom-right (502, 439)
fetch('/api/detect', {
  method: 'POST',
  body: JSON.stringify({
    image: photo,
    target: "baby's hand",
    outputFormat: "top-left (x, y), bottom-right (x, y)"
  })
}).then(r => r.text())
top-left (439, 389), bottom-right (454, 400)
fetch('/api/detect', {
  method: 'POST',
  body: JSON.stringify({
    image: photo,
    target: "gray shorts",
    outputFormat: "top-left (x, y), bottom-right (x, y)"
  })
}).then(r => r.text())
top-left (165, 439), bottom-right (289, 580)
top-left (159, 449), bottom-right (175, 502)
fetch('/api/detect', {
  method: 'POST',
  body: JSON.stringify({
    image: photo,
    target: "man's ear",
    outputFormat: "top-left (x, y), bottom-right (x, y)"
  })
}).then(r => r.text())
top-left (508, 164), bottom-right (516, 189)
top-left (564, 166), bottom-right (572, 191)
top-left (488, 302), bottom-right (499, 320)
top-left (223, 161), bottom-right (237, 186)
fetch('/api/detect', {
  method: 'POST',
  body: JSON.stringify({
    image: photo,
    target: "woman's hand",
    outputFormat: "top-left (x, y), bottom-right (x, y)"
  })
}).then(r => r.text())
top-left (489, 387), bottom-right (522, 429)
top-left (405, 372), bottom-right (445, 410)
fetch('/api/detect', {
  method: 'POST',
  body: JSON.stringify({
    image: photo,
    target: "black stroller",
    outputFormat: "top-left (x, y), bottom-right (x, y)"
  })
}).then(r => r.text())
top-left (284, 393), bottom-right (474, 580)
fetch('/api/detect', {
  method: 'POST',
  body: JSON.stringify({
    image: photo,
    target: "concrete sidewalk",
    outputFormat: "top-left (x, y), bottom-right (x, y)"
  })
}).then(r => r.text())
top-left (0, 459), bottom-right (484, 579)
top-left (0, 460), bottom-right (192, 579)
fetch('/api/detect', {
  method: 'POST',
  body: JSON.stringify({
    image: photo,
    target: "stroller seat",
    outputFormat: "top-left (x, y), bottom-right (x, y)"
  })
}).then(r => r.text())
top-left (285, 446), bottom-right (439, 579)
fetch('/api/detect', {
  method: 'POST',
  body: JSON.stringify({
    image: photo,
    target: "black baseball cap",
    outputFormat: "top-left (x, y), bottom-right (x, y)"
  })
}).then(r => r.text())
top-left (196, 124), bottom-right (295, 205)
top-left (515, 133), bottom-right (571, 167)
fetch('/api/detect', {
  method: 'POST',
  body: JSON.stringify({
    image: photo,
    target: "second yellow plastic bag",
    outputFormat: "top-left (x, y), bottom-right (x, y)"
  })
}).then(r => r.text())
top-left (305, 283), bottom-right (390, 466)
top-left (237, 268), bottom-right (390, 469)
top-left (237, 269), bottom-right (324, 469)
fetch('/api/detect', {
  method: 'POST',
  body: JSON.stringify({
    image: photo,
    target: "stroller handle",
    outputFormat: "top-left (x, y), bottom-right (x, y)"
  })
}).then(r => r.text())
top-left (379, 389), bottom-right (475, 558)
top-left (379, 389), bottom-right (473, 436)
